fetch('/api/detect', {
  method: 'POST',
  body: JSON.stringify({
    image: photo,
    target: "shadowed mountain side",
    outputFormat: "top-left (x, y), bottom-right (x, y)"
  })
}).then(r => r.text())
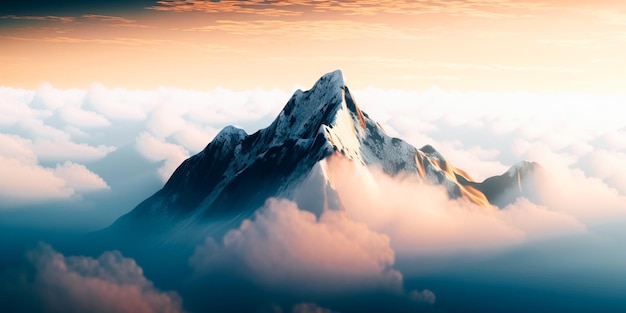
top-left (458, 161), bottom-right (547, 208)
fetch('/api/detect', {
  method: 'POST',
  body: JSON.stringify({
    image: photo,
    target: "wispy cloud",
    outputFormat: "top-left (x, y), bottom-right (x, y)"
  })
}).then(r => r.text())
top-left (82, 14), bottom-right (149, 28)
top-left (420, 61), bottom-right (584, 73)
top-left (0, 35), bottom-right (244, 53)
top-left (184, 19), bottom-right (430, 41)
top-left (253, 55), bottom-right (416, 65)
top-left (1, 14), bottom-right (147, 28)
top-left (0, 15), bottom-right (75, 23)
top-left (308, 0), bottom-right (548, 18)
top-left (0, 35), bottom-right (163, 46)
top-left (150, 0), bottom-right (549, 18)
top-left (151, 0), bottom-right (304, 16)
top-left (537, 39), bottom-right (595, 48)
top-left (593, 8), bottom-right (626, 27)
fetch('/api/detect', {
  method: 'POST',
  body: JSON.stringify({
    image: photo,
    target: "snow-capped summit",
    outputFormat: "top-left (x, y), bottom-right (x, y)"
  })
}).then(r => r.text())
top-left (108, 70), bottom-right (543, 237)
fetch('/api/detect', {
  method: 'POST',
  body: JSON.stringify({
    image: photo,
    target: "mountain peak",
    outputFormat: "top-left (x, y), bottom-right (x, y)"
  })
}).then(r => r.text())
top-left (214, 125), bottom-right (246, 142)
top-left (268, 69), bottom-right (364, 146)
top-left (109, 70), bottom-right (547, 238)
top-left (318, 69), bottom-right (345, 88)
top-left (505, 160), bottom-right (540, 177)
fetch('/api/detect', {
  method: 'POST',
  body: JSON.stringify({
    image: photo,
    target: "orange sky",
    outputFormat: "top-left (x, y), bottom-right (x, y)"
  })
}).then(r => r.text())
top-left (1, 0), bottom-right (626, 92)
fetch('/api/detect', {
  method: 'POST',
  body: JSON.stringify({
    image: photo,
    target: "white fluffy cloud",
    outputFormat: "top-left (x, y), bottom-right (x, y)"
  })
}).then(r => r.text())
top-left (57, 105), bottom-right (111, 128)
top-left (53, 161), bottom-right (110, 193)
top-left (1, 80), bottom-right (624, 219)
top-left (0, 83), bottom-right (289, 206)
top-left (32, 137), bottom-right (117, 163)
top-left (0, 134), bottom-right (108, 207)
top-left (190, 198), bottom-right (403, 294)
top-left (0, 155), bottom-right (73, 205)
top-left (135, 132), bottom-right (190, 182)
top-left (583, 149), bottom-right (626, 194)
top-left (0, 133), bottom-right (37, 164)
top-left (25, 243), bottom-right (183, 313)
top-left (84, 82), bottom-right (156, 120)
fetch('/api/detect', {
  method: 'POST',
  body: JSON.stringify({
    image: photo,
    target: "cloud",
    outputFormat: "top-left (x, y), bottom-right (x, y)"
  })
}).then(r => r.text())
top-left (292, 303), bottom-right (337, 313)
top-left (0, 153), bottom-right (111, 207)
top-left (84, 83), bottom-right (156, 120)
top-left (0, 133), bottom-right (109, 207)
top-left (0, 133), bottom-right (38, 164)
top-left (55, 105), bottom-right (111, 128)
top-left (3, 78), bottom-right (625, 309)
top-left (538, 38), bottom-right (594, 48)
top-left (0, 83), bottom-right (290, 209)
top-left (150, 0), bottom-right (304, 16)
top-left (184, 20), bottom-right (430, 41)
top-left (0, 155), bottom-right (73, 206)
top-left (0, 15), bottom-right (75, 23)
top-left (149, 0), bottom-right (548, 18)
top-left (1, 81), bottom-right (624, 232)
top-left (53, 161), bottom-right (109, 193)
top-left (355, 88), bottom-right (626, 191)
top-left (190, 198), bottom-right (403, 294)
top-left (407, 289), bottom-right (436, 305)
top-left (322, 155), bottom-right (587, 256)
top-left (0, 83), bottom-right (116, 163)
top-left (511, 141), bottom-right (626, 224)
top-left (32, 137), bottom-right (116, 163)
top-left (135, 132), bottom-right (190, 182)
top-left (579, 149), bottom-right (626, 194)
top-left (81, 14), bottom-right (148, 28)
top-left (17, 243), bottom-right (184, 313)
top-left (145, 106), bottom-right (189, 139)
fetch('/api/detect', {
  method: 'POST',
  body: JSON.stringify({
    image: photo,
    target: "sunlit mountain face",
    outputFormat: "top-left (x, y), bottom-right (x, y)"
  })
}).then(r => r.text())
top-left (2, 1), bottom-right (626, 313)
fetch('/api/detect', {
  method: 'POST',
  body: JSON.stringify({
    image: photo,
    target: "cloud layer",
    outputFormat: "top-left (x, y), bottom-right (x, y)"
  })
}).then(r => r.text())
top-left (1, 82), bottom-right (624, 238)
top-left (149, 0), bottom-right (548, 18)
top-left (190, 198), bottom-right (403, 295)
top-left (1, 79), bottom-right (624, 313)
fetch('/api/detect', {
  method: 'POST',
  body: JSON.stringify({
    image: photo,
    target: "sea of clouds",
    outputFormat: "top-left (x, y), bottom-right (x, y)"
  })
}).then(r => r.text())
top-left (1, 80), bottom-right (625, 312)
top-left (1, 82), bottom-right (624, 211)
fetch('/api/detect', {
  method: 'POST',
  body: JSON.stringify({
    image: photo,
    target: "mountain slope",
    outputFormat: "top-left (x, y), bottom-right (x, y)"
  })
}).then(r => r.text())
top-left (108, 70), bottom-right (542, 236)
top-left (461, 161), bottom-right (547, 208)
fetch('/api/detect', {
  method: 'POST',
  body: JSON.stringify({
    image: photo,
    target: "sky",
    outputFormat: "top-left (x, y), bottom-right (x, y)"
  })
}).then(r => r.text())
top-left (2, 0), bottom-right (626, 92)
